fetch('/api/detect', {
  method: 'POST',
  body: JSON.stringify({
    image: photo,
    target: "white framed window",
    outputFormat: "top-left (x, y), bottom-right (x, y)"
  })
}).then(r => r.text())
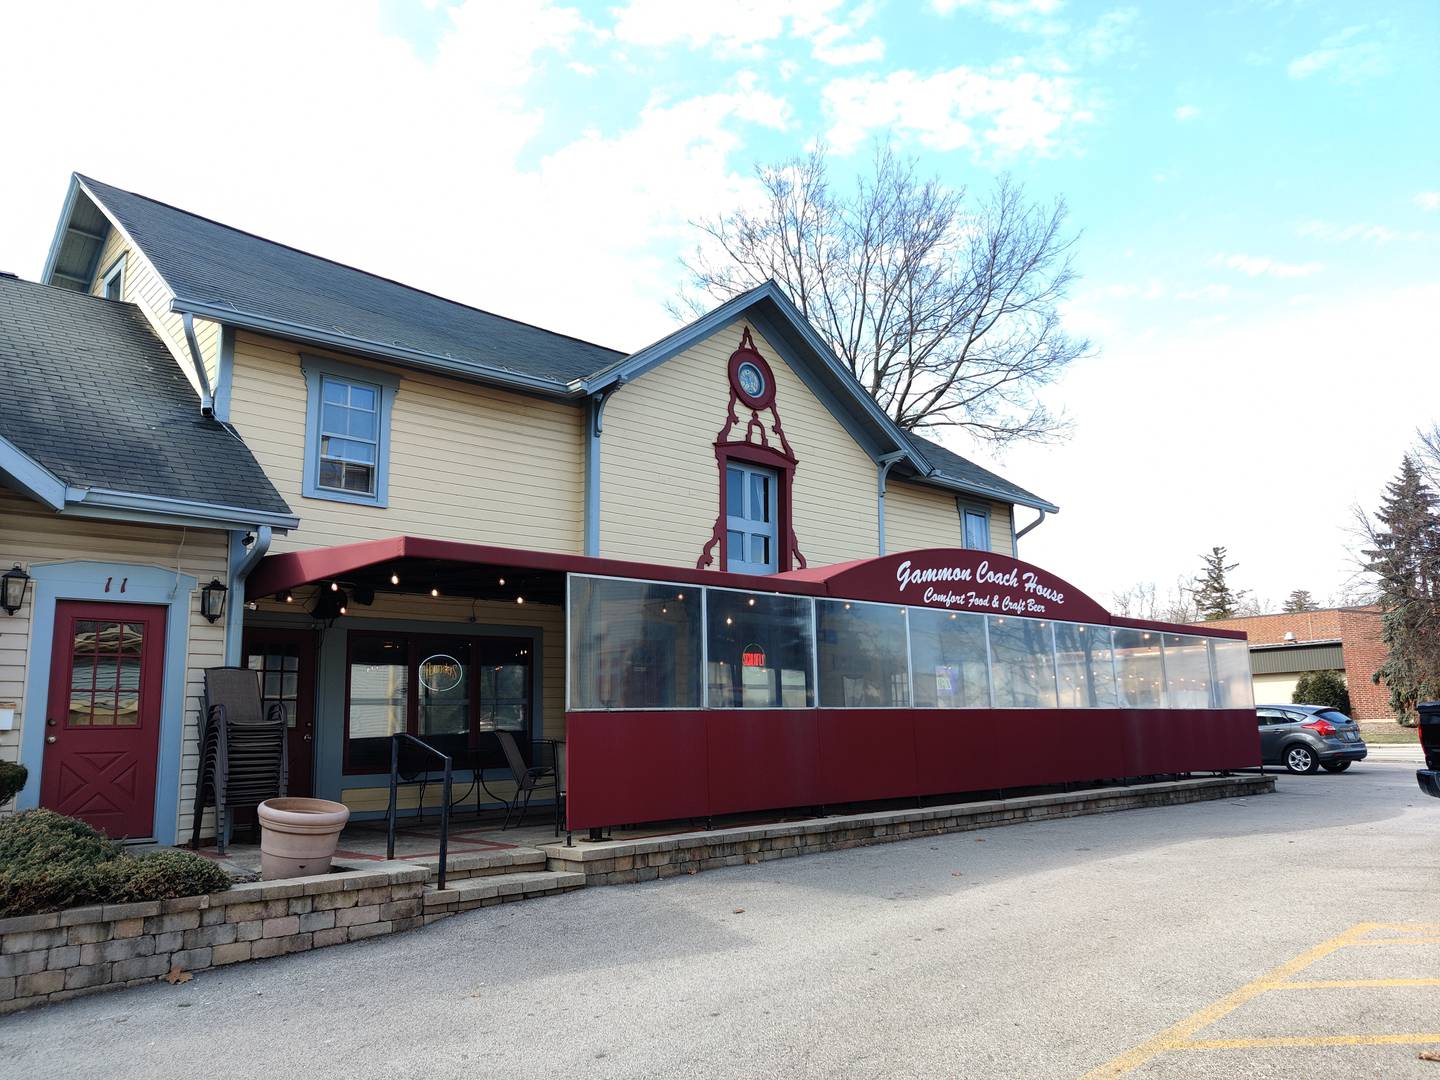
top-left (725, 461), bottom-right (779, 574)
top-left (301, 355), bottom-right (398, 507)
top-left (100, 256), bottom-right (125, 301)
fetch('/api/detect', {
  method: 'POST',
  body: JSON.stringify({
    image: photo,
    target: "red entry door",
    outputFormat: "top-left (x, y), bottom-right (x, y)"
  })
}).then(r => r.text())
top-left (40, 602), bottom-right (166, 839)
top-left (244, 628), bottom-right (317, 797)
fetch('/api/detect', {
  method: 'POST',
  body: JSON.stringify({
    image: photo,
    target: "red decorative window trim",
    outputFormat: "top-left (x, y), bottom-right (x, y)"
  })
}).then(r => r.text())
top-left (698, 328), bottom-right (806, 573)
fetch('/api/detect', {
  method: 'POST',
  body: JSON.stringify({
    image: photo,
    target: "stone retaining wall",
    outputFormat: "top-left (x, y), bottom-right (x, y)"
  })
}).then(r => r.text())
top-left (542, 775), bottom-right (1275, 885)
top-left (0, 860), bottom-right (428, 1014)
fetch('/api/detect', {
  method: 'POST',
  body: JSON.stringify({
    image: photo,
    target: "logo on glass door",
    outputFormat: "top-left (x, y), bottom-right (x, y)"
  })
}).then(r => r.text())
top-left (419, 654), bottom-right (464, 692)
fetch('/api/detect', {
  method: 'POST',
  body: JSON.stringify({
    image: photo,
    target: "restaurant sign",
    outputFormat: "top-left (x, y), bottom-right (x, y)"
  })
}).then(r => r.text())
top-left (815, 549), bottom-right (1111, 625)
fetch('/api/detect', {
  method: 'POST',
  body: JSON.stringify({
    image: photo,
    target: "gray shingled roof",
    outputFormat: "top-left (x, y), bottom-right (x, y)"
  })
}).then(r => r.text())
top-left (905, 433), bottom-right (1057, 512)
top-left (78, 175), bottom-right (625, 386)
top-left (0, 275), bottom-right (293, 517)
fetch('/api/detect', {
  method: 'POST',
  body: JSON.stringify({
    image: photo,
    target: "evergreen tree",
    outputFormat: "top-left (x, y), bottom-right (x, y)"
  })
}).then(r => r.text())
top-left (1283, 589), bottom-right (1319, 613)
top-left (1292, 670), bottom-right (1351, 714)
top-left (1191, 546), bottom-right (1248, 620)
top-left (1364, 456), bottom-right (1440, 723)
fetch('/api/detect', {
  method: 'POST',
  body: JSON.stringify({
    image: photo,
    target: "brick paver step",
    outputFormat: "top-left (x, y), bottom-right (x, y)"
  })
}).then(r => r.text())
top-left (423, 870), bottom-right (585, 912)
top-left (414, 848), bottom-right (547, 882)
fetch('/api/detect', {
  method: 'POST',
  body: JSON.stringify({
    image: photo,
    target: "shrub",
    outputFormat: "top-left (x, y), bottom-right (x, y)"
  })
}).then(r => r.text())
top-left (0, 809), bottom-right (118, 872)
top-left (0, 809), bottom-right (231, 918)
top-left (1293, 670), bottom-right (1352, 715)
top-left (94, 849), bottom-right (233, 903)
top-left (0, 761), bottom-right (26, 806)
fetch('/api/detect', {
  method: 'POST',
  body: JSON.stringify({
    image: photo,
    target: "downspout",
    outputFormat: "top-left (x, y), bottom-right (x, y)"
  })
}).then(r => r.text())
top-left (583, 386), bottom-right (619, 557)
top-left (223, 526), bottom-right (271, 666)
top-left (181, 312), bottom-right (216, 415)
top-left (1014, 508), bottom-right (1048, 557)
top-left (875, 451), bottom-right (907, 556)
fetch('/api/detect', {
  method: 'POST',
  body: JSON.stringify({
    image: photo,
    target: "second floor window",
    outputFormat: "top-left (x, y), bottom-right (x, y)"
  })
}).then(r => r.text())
top-left (302, 355), bottom-right (398, 507)
top-left (962, 507), bottom-right (989, 551)
top-left (318, 375), bottom-right (379, 495)
top-left (726, 462), bottom-right (779, 575)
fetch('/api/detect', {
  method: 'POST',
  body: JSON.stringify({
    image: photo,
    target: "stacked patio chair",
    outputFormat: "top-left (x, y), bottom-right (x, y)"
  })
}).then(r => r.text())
top-left (190, 667), bottom-right (288, 854)
top-left (495, 731), bottom-right (561, 833)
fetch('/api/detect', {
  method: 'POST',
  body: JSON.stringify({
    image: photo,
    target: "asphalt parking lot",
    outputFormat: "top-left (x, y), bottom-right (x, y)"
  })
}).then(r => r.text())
top-left (3, 759), bottom-right (1437, 1079)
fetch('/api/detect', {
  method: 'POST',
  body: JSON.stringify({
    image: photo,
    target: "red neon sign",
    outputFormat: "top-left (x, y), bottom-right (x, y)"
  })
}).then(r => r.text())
top-left (742, 644), bottom-right (766, 668)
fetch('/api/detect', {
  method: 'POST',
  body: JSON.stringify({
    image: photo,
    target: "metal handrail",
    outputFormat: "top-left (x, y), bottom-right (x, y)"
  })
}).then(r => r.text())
top-left (385, 733), bottom-right (453, 890)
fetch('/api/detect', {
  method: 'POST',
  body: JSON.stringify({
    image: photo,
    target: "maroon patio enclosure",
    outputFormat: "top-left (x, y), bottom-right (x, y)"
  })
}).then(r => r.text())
top-left (564, 549), bottom-right (1258, 830)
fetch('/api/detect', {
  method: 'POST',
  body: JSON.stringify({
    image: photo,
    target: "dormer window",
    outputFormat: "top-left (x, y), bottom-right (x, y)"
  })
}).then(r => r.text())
top-left (100, 256), bottom-right (124, 301)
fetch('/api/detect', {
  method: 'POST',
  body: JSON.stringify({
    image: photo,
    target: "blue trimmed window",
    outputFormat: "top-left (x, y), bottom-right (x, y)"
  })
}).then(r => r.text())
top-left (962, 506), bottom-right (990, 551)
top-left (725, 462), bottom-right (779, 575)
top-left (301, 356), bottom-right (398, 507)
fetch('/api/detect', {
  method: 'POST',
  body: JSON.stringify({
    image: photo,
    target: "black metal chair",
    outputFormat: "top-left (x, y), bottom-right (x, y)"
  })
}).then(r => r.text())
top-left (495, 731), bottom-right (560, 831)
top-left (190, 667), bottom-right (287, 854)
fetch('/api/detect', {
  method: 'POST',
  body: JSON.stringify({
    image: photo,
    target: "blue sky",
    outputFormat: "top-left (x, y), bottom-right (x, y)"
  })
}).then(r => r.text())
top-left (3, 0), bottom-right (1437, 609)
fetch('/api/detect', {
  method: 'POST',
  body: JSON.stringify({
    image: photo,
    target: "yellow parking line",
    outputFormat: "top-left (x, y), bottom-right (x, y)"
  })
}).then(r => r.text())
top-left (1180, 1034), bottom-right (1440, 1050)
top-left (1273, 978), bottom-right (1440, 990)
top-left (1348, 936), bottom-right (1440, 946)
top-left (1353, 922), bottom-right (1440, 933)
top-left (1078, 923), bottom-right (1376, 1079)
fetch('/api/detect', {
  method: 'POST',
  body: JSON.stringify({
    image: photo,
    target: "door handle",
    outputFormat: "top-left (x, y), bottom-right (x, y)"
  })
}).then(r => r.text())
top-left (46, 717), bottom-right (57, 726)
top-left (45, 735), bottom-right (57, 744)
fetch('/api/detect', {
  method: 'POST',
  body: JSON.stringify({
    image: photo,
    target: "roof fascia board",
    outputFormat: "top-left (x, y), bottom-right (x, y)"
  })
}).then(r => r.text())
top-left (62, 486), bottom-right (299, 531)
top-left (70, 178), bottom-right (211, 402)
top-left (580, 284), bottom-right (770, 392)
top-left (0, 434), bottom-right (67, 509)
top-left (891, 468), bottom-right (1059, 514)
top-left (583, 281), bottom-right (925, 468)
top-left (745, 307), bottom-right (893, 462)
top-left (759, 283), bottom-right (933, 474)
top-left (170, 297), bottom-right (578, 399)
top-left (39, 175), bottom-right (83, 287)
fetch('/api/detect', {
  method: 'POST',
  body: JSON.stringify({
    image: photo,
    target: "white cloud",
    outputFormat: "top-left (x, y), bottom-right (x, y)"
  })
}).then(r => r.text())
top-left (1416, 192), bottom-right (1440, 211)
top-left (1173, 104), bottom-right (1200, 121)
top-left (1210, 253), bottom-right (1324, 279)
top-left (930, 0), bottom-right (1064, 29)
top-left (0, 0), bottom-right (790, 349)
top-left (822, 63), bottom-right (1088, 156)
top-left (1075, 7), bottom-right (1139, 61)
top-left (1296, 220), bottom-right (1401, 244)
top-left (1002, 283), bottom-right (1440, 604)
top-left (608, 0), bottom-right (881, 65)
top-left (1287, 24), bottom-right (1391, 83)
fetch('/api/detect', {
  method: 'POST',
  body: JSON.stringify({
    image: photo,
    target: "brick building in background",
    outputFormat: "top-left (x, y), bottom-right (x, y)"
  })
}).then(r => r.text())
top-left (1197, 607), bottom-right (1390, 720)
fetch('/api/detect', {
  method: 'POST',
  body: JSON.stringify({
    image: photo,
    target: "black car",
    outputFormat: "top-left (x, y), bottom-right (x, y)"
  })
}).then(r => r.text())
top-left (1256, 705), bottom-right (1368, 774)
top-left (1417, 700), bottom-right (1440, 798)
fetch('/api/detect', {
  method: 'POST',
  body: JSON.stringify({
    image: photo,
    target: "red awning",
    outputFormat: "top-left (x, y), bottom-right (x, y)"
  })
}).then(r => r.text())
top-left (244, 536), bottom-right (1245, 639)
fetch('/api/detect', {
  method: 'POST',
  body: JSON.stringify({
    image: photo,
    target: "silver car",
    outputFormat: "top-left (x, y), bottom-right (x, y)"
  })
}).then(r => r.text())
top-left (1256, 704), bottom-right (1368, 774)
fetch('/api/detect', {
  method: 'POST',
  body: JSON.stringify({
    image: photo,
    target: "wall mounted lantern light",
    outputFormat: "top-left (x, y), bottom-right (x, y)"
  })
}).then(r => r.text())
top-left (200, 578), bottom-right (229, 623)
top-left (1, 564), bottom-right (30, 616)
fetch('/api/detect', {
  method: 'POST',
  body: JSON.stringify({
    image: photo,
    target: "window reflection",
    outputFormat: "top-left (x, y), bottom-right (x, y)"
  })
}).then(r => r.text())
top-left (1162, 634), bottom-right (1213, 708)
top-left (988, 616), bottom-right (1058, 709)
top-left (1113, 628), bottom-right (1165, 708)
top-left (707, 591), bottom-right (814, 708)
top-left (816, 600), bottom-right (910, 708)
top-left (569, 577), bottom-right (701, 709)
top-left (1054, 623), bottom-right (1118, 708)
top-left (909, 609), bottom-right (990, 708)
top-left (1210, 638), bottom-right (1255, 709)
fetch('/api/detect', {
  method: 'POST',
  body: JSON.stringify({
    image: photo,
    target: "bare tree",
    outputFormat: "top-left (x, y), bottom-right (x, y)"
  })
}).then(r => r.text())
top-left (1109, 581), bottom-right (1159, 620)
top-left (676, 144), bottom-right (1089, 445)
top-left (1109, 577), bottom-right (1202, 624)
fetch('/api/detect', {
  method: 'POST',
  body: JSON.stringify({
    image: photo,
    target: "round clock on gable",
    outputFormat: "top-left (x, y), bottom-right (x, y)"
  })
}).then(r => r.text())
top-left (737, 361), bottom-right (765, 399)
top-left (727, 337), bottom-right (777, 409)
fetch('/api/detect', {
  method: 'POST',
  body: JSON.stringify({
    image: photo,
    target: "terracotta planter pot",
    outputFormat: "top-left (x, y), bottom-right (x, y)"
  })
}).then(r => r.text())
top-left (257, 797), bottom-right (351, 880)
